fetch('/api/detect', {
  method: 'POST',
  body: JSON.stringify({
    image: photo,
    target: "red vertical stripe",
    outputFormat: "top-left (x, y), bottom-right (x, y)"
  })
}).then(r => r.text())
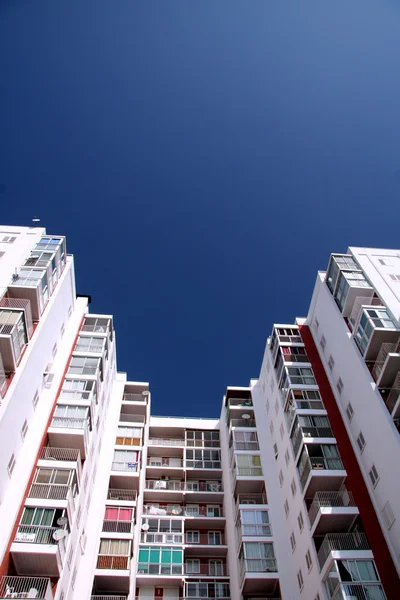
top-left (300, 325), bottom-right (399, 598)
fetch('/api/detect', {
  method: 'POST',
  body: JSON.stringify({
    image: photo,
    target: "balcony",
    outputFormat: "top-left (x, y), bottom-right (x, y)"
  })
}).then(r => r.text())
top-left (236, 493), bottom-right (268, 512)
top-left (11, 525), bottom-right (67, 577)
top-left (330, 582), bottom-right (386, 600)
top-left (47, 417), bottom-right (89, 459)
top-left (298, 455), bottom-right (346, 499)
top-left (184, 481), bottom-right (223, 502)
top-left (96, 555), bottom-right (130, 570)
top-left (146, 457), bottom-right (183, 477)
top-left (8, 269), bottom-right (49, 321)
top-left (227, 398), bottom-right (253, 409)
top-left (229, 418), bottom-right (256, 429)
top-left (353, 307), bottom-right (400, 361)
top-left (102, 520), bottom-right (134, 534)
top-left (184, 563), bottom-right (228, 576)
top-left (370, 340), bottom-right (400, 384)
top-left (317, 533), bottom-right (372, 574)
top-left (240, 558), bottom-right (279, 596)
top-left (233, 467), bottom-right (264, 494)
top-left (379, 372), bottom-right (400, 418)
top-left (38, 447), bottom-right (82, 480)
top-left (308, 490), bottom-right (359, 536)
top-left (0, 576), bottom-right (53, 599)
top-left (185, 532), bottom-right (227, 556)
top-left (148, 437), bottom-right (184, 446)
top-left (0, 300), bottom-right (32, 372)
top-left (119, 413), bottom-right (145, 424)
top-left (144, 480), bottom-right (184, 502)
top-left (185, 460), bottom-right (222, 478)
top-left (291, 425), bottom-right (335, 457)
top-left (27, 482), bottom-right (77, 520)
top-left (107, 488), bottom-right (137, 503)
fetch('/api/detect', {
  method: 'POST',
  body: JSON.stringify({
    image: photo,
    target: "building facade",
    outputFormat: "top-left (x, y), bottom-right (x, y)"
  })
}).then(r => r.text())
top-left (0, 227), bottom-right (398, 600)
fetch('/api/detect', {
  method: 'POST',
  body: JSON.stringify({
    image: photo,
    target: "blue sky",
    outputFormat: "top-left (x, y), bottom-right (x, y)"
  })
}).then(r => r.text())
top-left (1, 0), bottom-right (400, 417)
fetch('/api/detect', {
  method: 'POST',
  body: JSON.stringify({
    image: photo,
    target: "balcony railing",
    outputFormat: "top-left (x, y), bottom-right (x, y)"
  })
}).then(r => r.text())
top-left (308, 490), bottom-right (357, 525)
top-left (145, 480), bottom-right (183, 491)
top-left (91, 597), bottom-right (127, 600)
top-left (50, 416), bottom-right (88, 430)
top-left (137, 563), bottom-right (183, 575)
top-left (236, 493), bottom-right (268, 507)
top-left (111, 461), bottom-right (138, 472)
top-left (186, 460), bottom-right (221, 469)
top-left (123, 393), bottom-right (145, 402)
top-left (240, 558), bottom-right (277, 575)
top-left (185, 533), bottom-right (225, 545)
top-left (96, 555), bottom-right (130, 570)
top-left (0, 576), bottom-right (53, 599)
top-left (28, 482), bottom-right (75, 500)
top-left (14, 524), bottom-right (58, 545)
top-left (119, 413), bottom-right (145, 423)
top-left (380, 372), bottom-right (400, 415)
top-left (59, 388), bottom-right (94, 401)
top-left (227, 398), bottom-right (253, 408)
top-left (102, 520), bottom-right (133, 534)
top-left (185, 482), bottom-right (223, 492)
top-left (330, 582), bottom-right (386, 600)
top-left (107, 488), bottom-right (137, 501)
top-left (141, 533), bottom-right (184, 544)
top-left (232, 442), bottom-right (260, 451)
top-left (184, 564), bottom-right (228, 576)
top-left (292, 426), bottom-right (335, 456)
top-left (147, 458), bottom-right (183, 467)
top-left (39, 447), bottom-right (81, 462)
top-left (235, 467), bottom-right (263, 477)
top-left (144, 505), bottom-right (224, 518)
top-left (229, 418), bottom-right (256, 428)
top-left (299, 456), bottom-right (345, 489)
top-left (317, 533), bottom-right (370, 570)
top-left (148, 437), bottom-right (184, 446)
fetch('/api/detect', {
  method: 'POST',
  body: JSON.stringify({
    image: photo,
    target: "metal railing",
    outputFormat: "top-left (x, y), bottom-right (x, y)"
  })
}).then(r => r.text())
top-left (229, 418), bottom-right (256, 428)
top-left (102, 520), bottom-right (133, 534)
top-left (0, 297), bottom-right (34, 339)
top-left (91, 597), bottom-right (127, 600)
top-left (186, 460), bottom-right (221, 469)
top-left (123, 393), bottom-right (145, 402)
top-left (371, 341), bottom-right (400, 382)
top-left (39, 447), bottom-right (80, 462)
top-left (235, 467), bottom-right (263, 477)
top-left (184, 564), bottom-right (227, 576)
top-left (308, 490), bottom-right (357, 525)
top-left (145, 480), bottom-right (183, 491)
top-left (107, 488), bottom-right (137, 501)
top-left (137, 563), bottom-right (183, 575)
top-left (147, 458), bottom-right (183, 467)
top-left (0, 576), bottom-right (53, 598)
top-left (28, 482), bottom-right (73, 500)
top-left (299, 456), bottom-right (345, 489)
top-left (240, 558), bottom-right (277, 575)
top-left (317, 533), bottom-right (370, 570)
top-left (96, 555), bottom-right (130, 570)
top-left (185, 533), bottom-right (225, 545)
top-left (50, 416), bottom-right (87, 430)
top-left (111, 461), bottom-right (138, 472)
top-left (185, 481), bottom-right (223, 492)
top-left (119, 413), bottom-right (145, 423)
top-left (14, 524), bottom-right (58, 545)
top-left (236, 493), bottom-right (268, 507)
top-left (140, 533), bottom-right (183, 544)
top-left (330, 582), bottom-right (386, 600)
top-left (148, 437), bottom-right (184, 446)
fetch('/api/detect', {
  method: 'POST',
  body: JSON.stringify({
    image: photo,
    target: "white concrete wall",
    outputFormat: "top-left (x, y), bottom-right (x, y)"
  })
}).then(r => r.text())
top-left (307, 272), bottom-right (400, 575)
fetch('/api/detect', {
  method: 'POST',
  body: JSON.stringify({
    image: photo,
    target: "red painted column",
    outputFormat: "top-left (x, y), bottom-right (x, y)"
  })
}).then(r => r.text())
top-left (300, 325), bottom-right (399, 599)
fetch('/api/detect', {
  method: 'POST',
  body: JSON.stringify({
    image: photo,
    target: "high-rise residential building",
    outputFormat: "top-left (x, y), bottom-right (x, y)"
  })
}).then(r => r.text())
top-left (0, 226), bottom-right (398, 600)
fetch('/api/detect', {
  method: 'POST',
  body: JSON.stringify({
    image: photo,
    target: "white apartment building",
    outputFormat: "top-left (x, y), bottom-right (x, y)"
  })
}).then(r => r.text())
top-left (0, 227), bottom-right (398, 600)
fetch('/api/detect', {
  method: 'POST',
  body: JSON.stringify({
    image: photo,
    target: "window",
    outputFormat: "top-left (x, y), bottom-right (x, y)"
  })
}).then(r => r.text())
top-left (274, 399), bottom-right (279, 415)
top-left (269, 421), bottom-right (274, 434)
top-left (287, 367), bottom-right (316, 386)
top-left (290, 478), bottom-right (297, 497)
top-left (186, 430), bottom-right (220, 447)
top-left (356, 431), bottom-right (366, 453)
top-left (186, 559), bottom-right (200, 573)
top-left (76, 507), bottom-right (82, 526)
top-left (8, 454), bottom-right (16, 477)
top-left (60, 379), bottom-right (96, 402)
top-left (320, 335), bottom-right (326, 351)
top-left (279, 423), bottom-right (284, 439)
top-left (0, 251), bottom-right (5, 258)
top-left (1, 235), bottom-right (17, 243)
top-left (389, 274), bottom-right (400, 282)
top-left (355, 309), bottom-right (395, 354)
top-left (298, 511), bottom-right (304, 532)
top-left (369, 465), bottom-right (379, 487)
top-left (68, 356), bottom-right (101, 377)
top-left (84, 474), bottom-right (89, 491)
top-left (71, 566), bottom-right (77, 590)
top-left (382, 501), bottom-right (396, 530)
top-left (305, 548), bottom-right (313, 570)
top-left (60, 323), bottom-right (65, 338)
top-left (278, 470), bottom-right (284, 487)
top-left (206, 505), bottom-right (221, 517)
top-left (240, 510), bottom-right (271, 536)
top-left (68, 305), bottom-right (73, 317)
top-left (186, 448), bottom-right (221, 468)
top-left (186, 531), bottom-right (200, 543)
top-left (285, 448), bottom-right (290, 466)
top-left (266, 399), bottom-right (270, 413)
top-left (290, 389), bottom-right (324, 410)
top-left (273, 443), bottom-right (279, 458)
top-left (138, 545), bottom-right (182, 574)
top-left (75, 336), bottom-right (105, 354)
top-left (297, 569), bottom-right (304, 590)
top-left (314, 318), bottom-right (319, 330)
top-left (290, 531), bottom-right (296, 551)
top-left (336, 377), bottom-right (344, 395)
top-left (21, 420), bottom-right (28, 440)
top-left (52, 404), bottom-right (90, 429)
top-left (241, 541), bottom-right (276, 571)
top-left (284, 499), bottom-right (289, 518)
top-left (346, 402), bottom-right (354, 422)
top-left (232, 430), bottom-right (259, 451)
top-left (328, 355), bottom-right (335, 371)
top-left (116, 426), bottom-right (142, 446)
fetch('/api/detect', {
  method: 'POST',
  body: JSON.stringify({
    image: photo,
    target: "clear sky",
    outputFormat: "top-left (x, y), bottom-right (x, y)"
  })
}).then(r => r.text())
top-left (1, 1), bottom-right (400, 417)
